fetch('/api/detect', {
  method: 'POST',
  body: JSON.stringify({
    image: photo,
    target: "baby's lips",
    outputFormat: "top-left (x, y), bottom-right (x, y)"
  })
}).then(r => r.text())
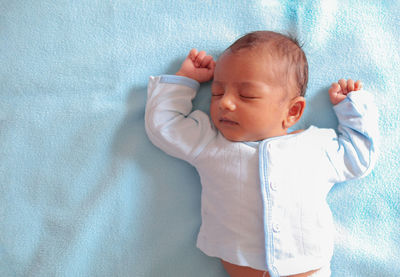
top-left (220, 117), bottom-right (239, 125)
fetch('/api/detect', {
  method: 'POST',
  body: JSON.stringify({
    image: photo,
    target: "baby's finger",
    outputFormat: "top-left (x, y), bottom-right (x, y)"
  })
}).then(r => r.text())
top-left (338, 79), bottom-right (348, 94)
top-left (209, 60), bottom-right (216, 71)
top-left (195, 51), bottom-right (207, 67)
top-left (189, 49), bottom-right (198, 61)
top-left (354, 80), bottom-right (363, 90)
top-left (328, 83), bottom-right (343, 105)
top-left (329, 82), bottom-right (339, 92)
top-left (200, 55), bottom-right (214, 68)
top-left (347, 79), bottom-right (355, 92)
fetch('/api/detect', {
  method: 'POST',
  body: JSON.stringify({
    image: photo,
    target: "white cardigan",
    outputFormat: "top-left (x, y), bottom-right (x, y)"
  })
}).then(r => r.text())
top-left (145, 75), bottom-right (378, 276)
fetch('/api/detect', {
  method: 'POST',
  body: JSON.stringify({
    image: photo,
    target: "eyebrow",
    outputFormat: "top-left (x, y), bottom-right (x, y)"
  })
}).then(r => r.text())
top-left (212, 81), bottom-right (267, 89)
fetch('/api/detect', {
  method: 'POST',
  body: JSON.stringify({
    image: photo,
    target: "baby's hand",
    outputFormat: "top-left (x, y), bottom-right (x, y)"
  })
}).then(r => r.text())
top-left (176, 49), bottom-right (216, 83)
top-left (328, 79), bottom-right (362, 105)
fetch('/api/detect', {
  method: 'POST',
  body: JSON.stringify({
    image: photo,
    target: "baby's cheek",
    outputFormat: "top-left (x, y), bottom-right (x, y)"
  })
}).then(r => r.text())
top-left (209, 103), bottom-right (218, 123)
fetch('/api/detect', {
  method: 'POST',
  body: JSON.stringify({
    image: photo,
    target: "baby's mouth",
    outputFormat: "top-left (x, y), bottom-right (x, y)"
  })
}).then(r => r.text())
top-left (219, 117), bottom-right (239, 125)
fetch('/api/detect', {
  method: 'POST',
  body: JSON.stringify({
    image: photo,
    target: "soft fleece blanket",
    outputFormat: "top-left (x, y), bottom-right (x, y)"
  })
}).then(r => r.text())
top-left (1, 1), bottom-right (399, 276)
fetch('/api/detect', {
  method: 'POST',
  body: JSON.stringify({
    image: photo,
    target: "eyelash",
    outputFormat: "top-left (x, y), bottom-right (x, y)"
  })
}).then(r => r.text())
top-left (211, 92), bottom-right (257, 99)
top-left (240, 95), bottom-right (257, 99)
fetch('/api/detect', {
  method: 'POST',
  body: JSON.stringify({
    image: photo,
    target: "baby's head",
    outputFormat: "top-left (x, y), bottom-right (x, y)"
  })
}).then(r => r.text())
top-left (210, 31), bottom-right (308, 141)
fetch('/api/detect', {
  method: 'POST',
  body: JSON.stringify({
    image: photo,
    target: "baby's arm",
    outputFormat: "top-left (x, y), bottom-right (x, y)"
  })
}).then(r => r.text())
top-left (176, 49), bottom-right (216, 83)
top-left (325, 78), bottom-right (379, 182)
top-left (145, 50), bottom-right (217, 164)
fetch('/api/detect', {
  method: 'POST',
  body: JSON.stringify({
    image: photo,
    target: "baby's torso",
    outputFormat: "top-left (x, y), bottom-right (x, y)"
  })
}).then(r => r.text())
top-left (193, 133), bottom-right (267, 269)
top-left (191, 128), bottom-right (337, 270)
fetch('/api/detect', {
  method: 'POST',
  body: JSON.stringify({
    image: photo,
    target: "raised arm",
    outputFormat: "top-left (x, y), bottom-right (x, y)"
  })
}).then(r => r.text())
top-left (326, 79), bottom-right (379, 182)
top-left (145, 50), bottom-right (217, 164)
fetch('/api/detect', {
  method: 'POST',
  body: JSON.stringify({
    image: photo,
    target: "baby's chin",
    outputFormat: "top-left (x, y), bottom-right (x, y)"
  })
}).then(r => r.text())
top-left (215, 129), bottom-right (241, 142)
top-left (218, 128), bottom-right (289, 142)
top-left (218, 129), bottom-right (257, 142)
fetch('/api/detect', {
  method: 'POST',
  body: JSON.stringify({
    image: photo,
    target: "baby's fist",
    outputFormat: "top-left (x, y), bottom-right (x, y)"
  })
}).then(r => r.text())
top-left (176, 49), bottom-right (215, 83)
top-left (329, 79), bottom-right (362, 105)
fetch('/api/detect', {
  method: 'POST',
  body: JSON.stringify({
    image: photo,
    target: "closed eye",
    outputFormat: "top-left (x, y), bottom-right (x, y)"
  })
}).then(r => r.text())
top-left (239, 94), bottom-right (259, 99)
top-left (238, 88), bottom-right (260, 99)
top-left (211, 82), bottom-right (224, 97)
top-left (211, 91), bottom-right (224, 97)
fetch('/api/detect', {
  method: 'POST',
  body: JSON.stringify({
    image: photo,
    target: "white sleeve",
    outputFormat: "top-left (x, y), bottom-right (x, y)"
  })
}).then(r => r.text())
top-left (325, 90), bottom-right (379, 182)
top-left (145, 75), bottom-right (217, 164)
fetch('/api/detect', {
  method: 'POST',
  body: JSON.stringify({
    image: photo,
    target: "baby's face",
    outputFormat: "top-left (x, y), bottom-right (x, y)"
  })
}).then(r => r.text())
top-left (210, 49), bottom-right (292, 142)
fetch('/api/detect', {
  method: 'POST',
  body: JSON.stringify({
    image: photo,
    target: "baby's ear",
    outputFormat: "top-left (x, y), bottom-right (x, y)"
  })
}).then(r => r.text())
top-left (283, 96), bottom-right (306, 129)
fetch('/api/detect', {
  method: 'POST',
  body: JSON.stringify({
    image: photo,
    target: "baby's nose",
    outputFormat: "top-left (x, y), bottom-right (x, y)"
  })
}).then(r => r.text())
top-left (219, 94), bottom-right (236, 111)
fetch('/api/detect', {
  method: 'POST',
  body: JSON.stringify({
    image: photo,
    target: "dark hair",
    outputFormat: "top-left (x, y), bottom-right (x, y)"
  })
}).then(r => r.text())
top-left (227, 31), bottom-right (308, 97)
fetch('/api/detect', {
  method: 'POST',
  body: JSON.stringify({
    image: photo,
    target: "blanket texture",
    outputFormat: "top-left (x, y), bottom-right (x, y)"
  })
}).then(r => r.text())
top-left (1, 1), bottom-right (399, 276)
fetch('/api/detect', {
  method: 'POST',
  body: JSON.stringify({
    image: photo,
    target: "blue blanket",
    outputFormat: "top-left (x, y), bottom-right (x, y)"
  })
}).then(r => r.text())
top-left (1, 1), bottom-right (399, 276)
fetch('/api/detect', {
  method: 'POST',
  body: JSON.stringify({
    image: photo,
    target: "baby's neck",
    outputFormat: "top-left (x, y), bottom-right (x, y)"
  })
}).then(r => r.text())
top-left (289, 129), bottom-right (304, 135)
top-left (249, 129), bottom-right (305, 142)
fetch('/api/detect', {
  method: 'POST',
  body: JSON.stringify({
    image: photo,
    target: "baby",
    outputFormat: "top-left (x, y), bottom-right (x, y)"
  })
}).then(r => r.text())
top-left (145, 31), bottom-right (378, 277)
